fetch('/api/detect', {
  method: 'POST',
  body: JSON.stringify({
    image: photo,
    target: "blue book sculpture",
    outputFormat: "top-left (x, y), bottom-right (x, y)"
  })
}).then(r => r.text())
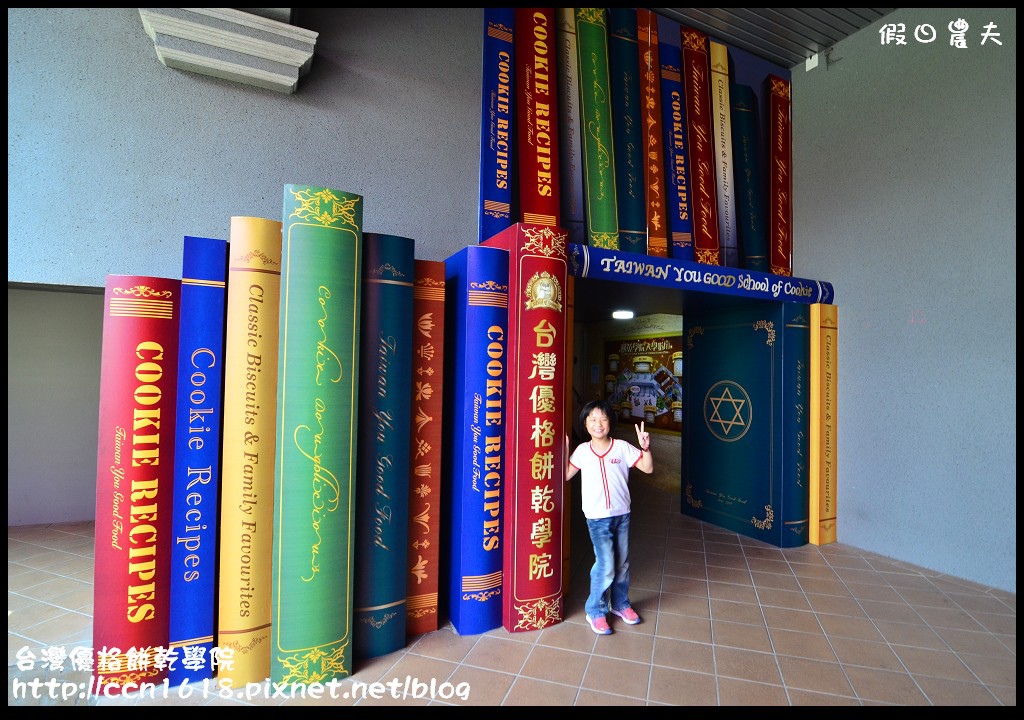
top-left (168, 235), bottom-right (228, 686)
top-left (478, 7), bottom-right (515, 243)
top-left (353, 233), bottom-right (416, 658)
top-left (442, 244), bottom-right (509, 634)
top-left (656, 13), bottom-right (695, 262)
top-left (682, 301), bottom-right (810, 548)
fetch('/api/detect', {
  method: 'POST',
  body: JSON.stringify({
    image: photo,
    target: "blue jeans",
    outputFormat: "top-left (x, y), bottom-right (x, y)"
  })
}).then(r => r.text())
top-left (585, 513), bottom-right (631, 618)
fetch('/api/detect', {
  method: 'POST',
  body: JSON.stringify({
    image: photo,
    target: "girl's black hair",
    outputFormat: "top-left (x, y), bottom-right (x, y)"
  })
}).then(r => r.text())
top-left (579, 398), bottom-right (617, 436)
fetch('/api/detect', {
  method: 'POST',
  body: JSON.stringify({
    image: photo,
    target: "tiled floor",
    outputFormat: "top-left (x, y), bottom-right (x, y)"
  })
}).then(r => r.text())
top-left (8, 481), bottom-right (1016, 706)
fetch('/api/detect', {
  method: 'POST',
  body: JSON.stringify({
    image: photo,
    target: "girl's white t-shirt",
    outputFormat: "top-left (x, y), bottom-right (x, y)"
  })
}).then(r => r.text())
top-left (568, 438), bottom-right (642, 519)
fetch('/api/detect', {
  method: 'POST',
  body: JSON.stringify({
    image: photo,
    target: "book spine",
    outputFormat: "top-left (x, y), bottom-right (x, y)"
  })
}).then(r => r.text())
top-left (554, 9), bottom-right (586, 246)
top-left (92, 274), bottom-right (180, 693)
top-left (730, 83), bottom-right (768, 272)
top-left (767, 74), bottom-right (793, 276)
top-left (656, 13), bottom-right (695, 262)
top-left (479, 8), bottom-right (515, 243)
top-left (680, 25), bottom-right (721, 265)
top-left (636, 8), bottom-right (669, 258)
top-left (353, 233), bottom-right (416, 658)
top-left (217, 216), bottom-right (282, 687)
top-left (781, 303), bottom-right (810, 548)
top-left (567, 242), bottom-right (835, 305)
top-left (809, 304), bottom-right (838, 545)
top-left (515, 7), bottom-right (560, 227)
top-left (561, 275), bottom-right (576, 590)
top-left (607, 8), bottom-right (647, 254)
top-left (573, 8), bottom-right (619, 249)
top-left (442, 244), bottom-right (509, 635)
top-left (271, 185), bottom-right (363, 683)
top-left (406, 259), bottom-right (446, 635)
top-left (168, 236), bottom-right (228, 687)
top-left (483, 223), bottom-right (568, 633)
top-left (710, 41), bottom-right (739, 267)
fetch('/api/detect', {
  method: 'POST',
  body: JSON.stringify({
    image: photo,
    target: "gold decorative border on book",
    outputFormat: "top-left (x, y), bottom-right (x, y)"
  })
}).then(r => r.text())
top-left (521, 212), bottom-right (557, 226)
top-left (183, 277), bottom-right (226, 288)
top-left (590, 232), bottom-right (620, 249)
top-left (487, 22), bottom-right (512, 43)
top-left (461, 570), bottom-right (502, 592)
top-left (576, 8), bottom-right (605, 26)
top-left (684, 481), bottom-right (703, 509)
top-left (407, 592), bottom-right (438, 609)
top-left (483, 199), bottom-right (511, 219)
top-left (359, 611), bottom-right (400, 629)
top-left (367, 262), bottom-right (409, 280)
top-left (681, 28), bottom-right (706, 53)
top-left (276, 641), bottom-right (350, 684)
top-left (469, 279), bottom-right (508, 292)
top-left (218, 631), bottom-right (268, 656)
top-left (234, 249), bottom-right (280, 268)
top-left (513, 596), bottom-right (562, 630)
top-left (769, 76), bottom-right (791, 100)
top-left (521, 225), bottom-right (568, 257)
top-left (463, 589), bottom-right (501, 602)
top-left (287, 187), bottom-right (360, 230)
top-left (112, 284), bottom-right (174, 299)
top-left (751, 504), bottom-right (775, 530)
top-left (694, 248), bottom-right (721, 265)
top-left (414, 287), bottom-right (445, 301)
top-left (468, 289), bottom-right (509, 308)
top-left (752, 319), bottom-right (776, 346)
top-left (109, 297), bottom-right (175, 319)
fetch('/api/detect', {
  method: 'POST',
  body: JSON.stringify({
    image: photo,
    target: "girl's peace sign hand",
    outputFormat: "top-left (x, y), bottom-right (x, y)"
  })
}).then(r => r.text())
top-left (634, 421), bottom-right (650, 451)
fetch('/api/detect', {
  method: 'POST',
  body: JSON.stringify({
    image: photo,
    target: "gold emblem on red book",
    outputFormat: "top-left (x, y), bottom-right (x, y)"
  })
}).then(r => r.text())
top-left (524, 271), bottom-right (562, 311)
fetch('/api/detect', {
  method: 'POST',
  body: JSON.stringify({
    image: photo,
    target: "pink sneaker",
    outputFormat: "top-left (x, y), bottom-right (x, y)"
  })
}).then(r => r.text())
top-left (586, 614), bottom-right (612, 635)
top-left (611, 607), bottom-right (641, 625)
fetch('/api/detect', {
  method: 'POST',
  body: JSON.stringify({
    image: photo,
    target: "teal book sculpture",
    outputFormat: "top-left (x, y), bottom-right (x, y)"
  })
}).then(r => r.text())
top-left (730, 84), bottom-right (768, 272)
top-left (607, 7), bottom-right (647, 253)
top-left (682, 301), bottom-right (810, 548)
top-left (353, 232), bottom-right (416, 658)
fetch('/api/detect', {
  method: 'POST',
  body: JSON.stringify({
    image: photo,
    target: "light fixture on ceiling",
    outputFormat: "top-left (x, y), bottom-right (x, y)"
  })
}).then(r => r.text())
top-left (612, 310), bottom-right (634, 320)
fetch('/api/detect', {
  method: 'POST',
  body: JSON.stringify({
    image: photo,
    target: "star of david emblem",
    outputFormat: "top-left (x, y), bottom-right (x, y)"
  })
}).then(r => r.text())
top-left (704, 380), bottom-right (752, 442)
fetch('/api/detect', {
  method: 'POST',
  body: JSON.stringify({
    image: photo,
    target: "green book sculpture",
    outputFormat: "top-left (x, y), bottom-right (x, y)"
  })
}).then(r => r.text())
top-left (271, 184), bottom-right (363, 683)
top-left (574, 8), bottom-right (619, 249)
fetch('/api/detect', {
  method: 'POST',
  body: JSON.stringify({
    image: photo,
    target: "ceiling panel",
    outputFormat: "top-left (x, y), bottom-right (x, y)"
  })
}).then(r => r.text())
top-left (653, 7), bottom-right (897, 69)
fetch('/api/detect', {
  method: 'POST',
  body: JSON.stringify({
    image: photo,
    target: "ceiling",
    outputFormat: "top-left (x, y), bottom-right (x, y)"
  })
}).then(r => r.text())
top-left (572, 274), bottom-right (754, 325)
top-left (653, 7), bottom-right (897, 69)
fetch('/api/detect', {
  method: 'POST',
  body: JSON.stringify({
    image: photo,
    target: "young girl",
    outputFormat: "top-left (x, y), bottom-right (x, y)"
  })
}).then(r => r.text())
top-left (565, 399), bottom-right (653, 635)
